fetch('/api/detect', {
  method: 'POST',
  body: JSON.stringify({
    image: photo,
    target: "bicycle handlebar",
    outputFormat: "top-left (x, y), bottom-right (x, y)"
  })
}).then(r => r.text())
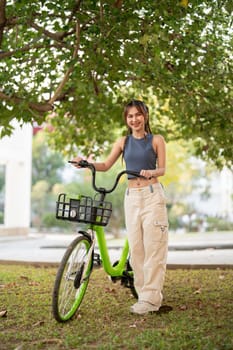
top-left (68, 160), bottom-right (145, 196)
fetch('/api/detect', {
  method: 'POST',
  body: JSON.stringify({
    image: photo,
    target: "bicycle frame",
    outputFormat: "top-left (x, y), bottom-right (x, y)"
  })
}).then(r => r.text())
top-left (92, 224), bottom-right (129, 277)
top-left (65, 160), bottom-right (143, 277)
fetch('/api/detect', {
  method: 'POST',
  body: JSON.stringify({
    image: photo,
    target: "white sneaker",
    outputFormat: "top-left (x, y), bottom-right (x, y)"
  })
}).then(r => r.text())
top-left (130, 301), bottom-right (159, 315)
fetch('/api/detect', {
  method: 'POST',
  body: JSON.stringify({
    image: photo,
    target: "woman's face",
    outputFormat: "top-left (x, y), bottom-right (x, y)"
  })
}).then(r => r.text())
top-left (126, 106), bottom-right (147, 133)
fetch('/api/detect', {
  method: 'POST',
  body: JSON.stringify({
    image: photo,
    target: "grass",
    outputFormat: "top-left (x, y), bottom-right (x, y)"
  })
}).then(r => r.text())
top-left (0, 264), bottom-right (232, 350)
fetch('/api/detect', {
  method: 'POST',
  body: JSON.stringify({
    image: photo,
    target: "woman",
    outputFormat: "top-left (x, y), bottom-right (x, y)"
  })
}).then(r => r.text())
top-left (72, 99), bottom-right (169, 315)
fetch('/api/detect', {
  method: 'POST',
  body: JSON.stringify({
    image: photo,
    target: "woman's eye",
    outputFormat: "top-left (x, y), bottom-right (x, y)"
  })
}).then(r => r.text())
top-left (127, 113), bottom-right (142, 118)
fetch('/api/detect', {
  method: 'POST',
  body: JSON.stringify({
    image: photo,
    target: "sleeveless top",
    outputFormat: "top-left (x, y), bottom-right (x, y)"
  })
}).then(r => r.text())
top-left (123, 134), bottom-right (157, 179)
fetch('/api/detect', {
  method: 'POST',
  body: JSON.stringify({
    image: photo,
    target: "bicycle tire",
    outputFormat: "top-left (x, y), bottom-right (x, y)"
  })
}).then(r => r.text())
top-left (52, 233), bottom-right (93, 322)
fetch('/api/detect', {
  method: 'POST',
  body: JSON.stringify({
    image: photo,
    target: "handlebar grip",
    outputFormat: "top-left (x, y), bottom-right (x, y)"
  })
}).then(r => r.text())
top-left (68, 160), bottom-right (89, 167)
top-left (79, 160), bottom-right (89, 167)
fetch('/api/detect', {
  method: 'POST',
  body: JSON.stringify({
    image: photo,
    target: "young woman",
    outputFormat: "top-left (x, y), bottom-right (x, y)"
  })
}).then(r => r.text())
top-left (72, 99), bottom-right (169, 315)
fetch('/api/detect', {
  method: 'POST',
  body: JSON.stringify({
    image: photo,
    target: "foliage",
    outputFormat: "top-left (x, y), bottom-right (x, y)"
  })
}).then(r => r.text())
top-left (31, 131), bottom-right (66, 228)
top-left (163, 141), bottom-right (203, 230)
top-left (0, 1), bottom-right (232, 167)
top-left (206, 216), bottom-right (233, 232)
top-left (163, 141), bottom-right (199, 200)
top-left (31, 180), bottom-right (51, 229)
top-left (32, 132), bottom-right (65, 187)
top-left (0, 264), bottom-right (232, 350)
top-left (42, 212), bottom-right (72, 230)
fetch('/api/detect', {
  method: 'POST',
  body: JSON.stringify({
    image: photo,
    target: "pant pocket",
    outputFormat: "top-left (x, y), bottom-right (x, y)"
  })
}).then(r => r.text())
top-left (153, 220), bottom-right (168, 242)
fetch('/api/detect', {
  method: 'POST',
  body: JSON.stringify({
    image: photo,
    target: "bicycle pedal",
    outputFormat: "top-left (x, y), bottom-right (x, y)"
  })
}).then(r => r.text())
top-left (121, 275), bottom-right (132, 288)
top-left (110, 275), bottom-right (121, 283)
top-left (122, 271), bottom-right (134, 282)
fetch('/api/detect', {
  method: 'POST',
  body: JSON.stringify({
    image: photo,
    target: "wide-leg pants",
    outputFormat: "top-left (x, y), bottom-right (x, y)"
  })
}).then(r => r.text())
top-left (124, 183), bottom-right (168, 307)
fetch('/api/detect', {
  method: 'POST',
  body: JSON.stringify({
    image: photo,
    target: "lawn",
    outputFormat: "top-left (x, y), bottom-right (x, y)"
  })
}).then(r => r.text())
top-left (0, 264), bottom-right (232, 350)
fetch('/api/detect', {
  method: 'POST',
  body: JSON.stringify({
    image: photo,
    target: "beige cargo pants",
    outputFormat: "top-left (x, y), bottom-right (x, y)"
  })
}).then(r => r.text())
top-left (124, 183), bottom-right (168, 308)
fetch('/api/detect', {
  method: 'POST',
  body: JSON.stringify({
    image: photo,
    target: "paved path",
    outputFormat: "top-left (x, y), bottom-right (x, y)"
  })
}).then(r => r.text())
top-left (0, 232), bottom-right (233, 268)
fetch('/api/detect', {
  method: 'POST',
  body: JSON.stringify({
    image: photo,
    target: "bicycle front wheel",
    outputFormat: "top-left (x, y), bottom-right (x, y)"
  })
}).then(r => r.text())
top-left (52, 233), bottom-right (93, 322)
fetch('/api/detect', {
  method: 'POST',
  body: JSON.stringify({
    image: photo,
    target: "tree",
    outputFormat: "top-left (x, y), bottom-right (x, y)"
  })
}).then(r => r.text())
top-left (0, 0), bottom-right (232, 167)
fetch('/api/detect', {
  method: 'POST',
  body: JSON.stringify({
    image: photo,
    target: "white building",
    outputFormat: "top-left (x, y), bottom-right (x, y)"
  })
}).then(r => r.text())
top-left (0, 120), bottom-right (32, 235)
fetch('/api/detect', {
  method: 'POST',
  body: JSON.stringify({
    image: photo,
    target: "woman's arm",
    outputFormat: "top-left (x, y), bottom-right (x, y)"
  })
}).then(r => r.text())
top-left (92, 137), bottom-right (124, 171)
top-left (72, 137), bottom-right (125, 172)
top-left (152, 134), bottom-right (166, 177)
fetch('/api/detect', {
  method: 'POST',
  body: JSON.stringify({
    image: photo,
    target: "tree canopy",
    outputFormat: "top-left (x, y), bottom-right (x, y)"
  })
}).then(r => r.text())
top-left (0, 0), bottom-right (232, 167)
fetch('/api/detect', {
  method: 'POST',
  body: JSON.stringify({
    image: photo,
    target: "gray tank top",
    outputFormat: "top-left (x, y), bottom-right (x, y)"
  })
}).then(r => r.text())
top-left (123, 134), bottom-right (157, 179)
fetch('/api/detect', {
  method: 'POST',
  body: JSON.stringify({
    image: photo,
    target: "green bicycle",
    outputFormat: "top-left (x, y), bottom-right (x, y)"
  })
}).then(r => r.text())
top-left (52, 160), bottom-right (142, 322)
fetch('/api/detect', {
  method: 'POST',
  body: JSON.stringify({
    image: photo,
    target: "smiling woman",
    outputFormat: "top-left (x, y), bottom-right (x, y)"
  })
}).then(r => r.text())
top-left (71, 99), bottom-right (169, 315)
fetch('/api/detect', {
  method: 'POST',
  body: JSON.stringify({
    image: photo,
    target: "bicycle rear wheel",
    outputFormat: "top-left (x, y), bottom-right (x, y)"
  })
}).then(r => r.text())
top-left (52, 233), bottom-right (93, 322)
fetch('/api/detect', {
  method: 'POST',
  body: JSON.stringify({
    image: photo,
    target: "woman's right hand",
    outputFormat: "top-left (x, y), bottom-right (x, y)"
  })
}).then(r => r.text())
top-left (70, 156), bottom-right (84, 168)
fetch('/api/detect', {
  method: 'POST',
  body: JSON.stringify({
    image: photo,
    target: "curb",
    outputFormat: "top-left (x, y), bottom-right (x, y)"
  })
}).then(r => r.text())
top-left (39, 243), bottom-right (233, 251)
top-left (0, 260), bottom-right (232, 269)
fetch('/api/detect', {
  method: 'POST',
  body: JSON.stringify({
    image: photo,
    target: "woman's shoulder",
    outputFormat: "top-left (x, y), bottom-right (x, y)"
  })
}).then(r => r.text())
top-left (114, 135), bottom-right (128, 151)
top-left (152, 134), bottom-right (165, 143)
top-left (151, 134), bottom-right (166, 152)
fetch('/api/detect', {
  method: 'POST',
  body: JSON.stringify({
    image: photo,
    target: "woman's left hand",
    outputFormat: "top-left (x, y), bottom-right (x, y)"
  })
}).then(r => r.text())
top-left (140, 169), bottom-right (153, 179)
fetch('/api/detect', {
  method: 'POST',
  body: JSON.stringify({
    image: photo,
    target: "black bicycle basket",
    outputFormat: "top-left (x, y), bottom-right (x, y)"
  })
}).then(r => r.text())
top-left (56, 193), bottom-right (112, 226)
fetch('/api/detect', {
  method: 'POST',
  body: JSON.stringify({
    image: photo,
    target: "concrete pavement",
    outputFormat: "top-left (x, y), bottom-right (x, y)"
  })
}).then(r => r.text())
top-left (0, 231), bottom-right (233, 268)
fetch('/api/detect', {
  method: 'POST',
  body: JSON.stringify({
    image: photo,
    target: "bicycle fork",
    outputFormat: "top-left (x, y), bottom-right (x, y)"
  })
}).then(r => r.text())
top-left (66, 231), bottom-right (95, 291)
top-left (80, 235), bottom-right (96, 284)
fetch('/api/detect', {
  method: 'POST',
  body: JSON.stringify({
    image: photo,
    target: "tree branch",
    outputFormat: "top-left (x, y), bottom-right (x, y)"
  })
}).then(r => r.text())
top-left (0, 0), bottom-right (6, 47)
top-left (49, 21), bottom-right (81, 105)
top-left (0, 42), bottom-right (67, 59)
top-left (67, 0), bottom-right (83, 24)
top-left (114, 0), bottom-right (123, 8)
top-left (28, 21), bottom-right (66, 42)
top-left (4, 14), bottom-right (75, 45)
top-left (0, 91), bottom-right (53, 114)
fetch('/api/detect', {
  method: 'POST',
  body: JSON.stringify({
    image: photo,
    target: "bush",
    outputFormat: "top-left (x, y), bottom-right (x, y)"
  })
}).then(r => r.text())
top-left (206, 216), bottom-right (233, 231)
top-left (42, 212), bottom-right (72, 230)
top-left (0, 211), bottom-right (3, 224)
